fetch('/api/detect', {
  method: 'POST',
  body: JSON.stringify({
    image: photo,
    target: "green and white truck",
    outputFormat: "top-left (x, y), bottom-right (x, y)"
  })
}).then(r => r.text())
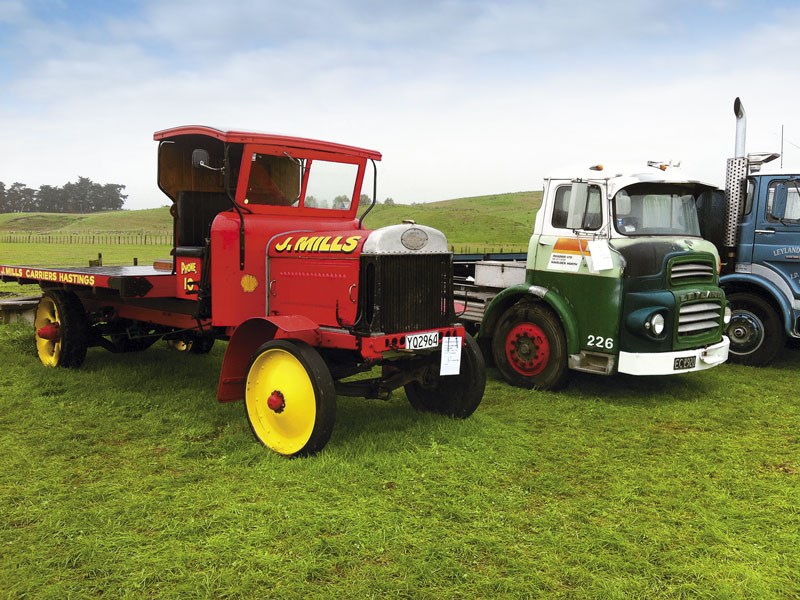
top-left (455, 165), bottom-right (731, 389)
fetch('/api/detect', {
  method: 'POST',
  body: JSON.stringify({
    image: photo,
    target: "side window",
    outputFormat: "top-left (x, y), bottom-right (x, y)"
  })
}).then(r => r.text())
top-left (743, 179), bottom-right (755, 215)
top-left (766, 180), bottom-right (800, 223)
top-left (551, 185), bottom-right (602, 230)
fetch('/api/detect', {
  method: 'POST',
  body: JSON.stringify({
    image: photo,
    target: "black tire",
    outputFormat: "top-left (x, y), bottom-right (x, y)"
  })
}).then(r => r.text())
top-left (34, 290), bottom-right (88, 368)
top-left (404, 333), bottom-right (486, 418)
top-left (188, 334), bottom-right (215, 354)
top-left (244, 340), bottom-right (336, 456)
top-left (491, 301), bottom-right (569, 390)
top-left (726, 292), bottom-right (784, 366)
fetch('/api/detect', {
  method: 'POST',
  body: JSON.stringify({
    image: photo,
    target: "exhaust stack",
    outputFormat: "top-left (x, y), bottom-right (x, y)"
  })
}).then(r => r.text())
top-left (734, 97), bottom-right (746, 158)
top-left (723, 97), bottom-right (749, 270)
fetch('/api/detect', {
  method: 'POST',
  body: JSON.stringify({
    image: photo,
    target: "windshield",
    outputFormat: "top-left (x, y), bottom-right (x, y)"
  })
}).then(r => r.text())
top-left (244, 152), bottom-right (360, 210)
top-left (613, 183), bottom-right (702, 237)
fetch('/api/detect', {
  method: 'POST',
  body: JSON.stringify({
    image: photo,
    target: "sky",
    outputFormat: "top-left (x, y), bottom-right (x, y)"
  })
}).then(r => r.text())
top-left (1, 0), bottom-right (799, 210)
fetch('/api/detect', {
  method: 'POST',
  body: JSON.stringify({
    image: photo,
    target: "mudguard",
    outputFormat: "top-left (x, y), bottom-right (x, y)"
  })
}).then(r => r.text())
top-left (217, 315), bottom-right (320, 402)
top-left (721, 273), bottom-right (795, 335)
top-left (479, 283), bottom-right (580, 354)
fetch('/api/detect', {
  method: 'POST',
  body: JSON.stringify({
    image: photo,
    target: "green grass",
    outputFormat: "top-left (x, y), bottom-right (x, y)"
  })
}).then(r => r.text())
top-left (1, 323), bottom-right (798, 598)
top-left (1, 195), bottom-right (798, 596)
top-left (0, 208), bottom-right (172, 234)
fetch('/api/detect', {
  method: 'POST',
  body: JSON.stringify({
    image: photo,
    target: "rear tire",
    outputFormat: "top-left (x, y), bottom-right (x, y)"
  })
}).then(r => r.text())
top-left (726, 293), bottom-right (784, 366)
top-left (245, 340), bottom-right (336, 456)
top-left (492, 302), bottom-right (568, 390)
top-left (404, 333), bottom-right (485, 418)
top-left (34, 291), bottom-right (88, 368)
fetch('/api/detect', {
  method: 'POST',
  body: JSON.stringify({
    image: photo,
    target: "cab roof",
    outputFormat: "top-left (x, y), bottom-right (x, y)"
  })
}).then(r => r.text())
top-left (153, 125), bottom-right (382, 161)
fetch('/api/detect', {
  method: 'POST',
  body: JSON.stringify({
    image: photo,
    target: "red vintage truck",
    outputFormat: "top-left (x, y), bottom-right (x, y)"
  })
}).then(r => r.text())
top-left (0, 126), bottom-right (485, 456)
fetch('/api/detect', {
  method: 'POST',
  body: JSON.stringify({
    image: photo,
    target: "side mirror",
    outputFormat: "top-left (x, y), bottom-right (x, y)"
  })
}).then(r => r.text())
top-left (772, 183), bottom-right (788, 220)
top-left (192, 149), bottom-right (211, 169)
top-left (566, 181), bottom-right (589, 229)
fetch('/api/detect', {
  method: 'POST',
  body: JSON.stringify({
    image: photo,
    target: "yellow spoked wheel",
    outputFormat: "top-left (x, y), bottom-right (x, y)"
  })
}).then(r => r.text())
top-left (245, 340), bottom-right (336, 456)
top-left (34, 291), bottom-right (88, 368)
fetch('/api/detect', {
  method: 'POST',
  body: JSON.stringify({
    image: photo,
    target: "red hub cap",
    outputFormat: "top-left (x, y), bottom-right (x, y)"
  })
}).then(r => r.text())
top-left (505, 323), bottom-right (549, 376)
top-left (37, 323), bottom-right (61, 341)
top-left (267, 390), bottom-right (286, 413)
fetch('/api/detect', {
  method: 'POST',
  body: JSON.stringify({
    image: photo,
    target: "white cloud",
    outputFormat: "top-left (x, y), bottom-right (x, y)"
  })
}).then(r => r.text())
top-left (0, 1), bottom-right (799, 209)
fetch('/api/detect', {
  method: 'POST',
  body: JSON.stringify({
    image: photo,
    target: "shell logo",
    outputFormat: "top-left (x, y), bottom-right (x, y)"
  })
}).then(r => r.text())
top-left (241, 274), bottom-right (259, 293)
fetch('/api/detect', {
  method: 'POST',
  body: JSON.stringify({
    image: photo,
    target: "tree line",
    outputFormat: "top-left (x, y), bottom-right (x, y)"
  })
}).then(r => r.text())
top-left (0, 177), bottom-right (127, 213)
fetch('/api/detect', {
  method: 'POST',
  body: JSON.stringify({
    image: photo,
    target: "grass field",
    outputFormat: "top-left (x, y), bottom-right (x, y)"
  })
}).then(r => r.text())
top-left (1, 323), bottom-right (798, 598)
top-left (1, 197), bottom-right (799, 597)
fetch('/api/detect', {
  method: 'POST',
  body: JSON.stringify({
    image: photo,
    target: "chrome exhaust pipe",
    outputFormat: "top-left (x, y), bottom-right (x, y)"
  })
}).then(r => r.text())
top-left (733, 97), bottom-right (746, 158)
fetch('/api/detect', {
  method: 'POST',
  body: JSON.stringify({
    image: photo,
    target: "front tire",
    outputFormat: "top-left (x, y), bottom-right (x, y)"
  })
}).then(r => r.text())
top-left (245, 340), bottom-right (336, 456)
top-left (34, 291), bottom-right (88, 368)
top-left (492, 302), bottom-right (568, 390)
top-left (726, 293), bottom-right (784, 366)
top-left (404, 333), bottom-right (486, 418)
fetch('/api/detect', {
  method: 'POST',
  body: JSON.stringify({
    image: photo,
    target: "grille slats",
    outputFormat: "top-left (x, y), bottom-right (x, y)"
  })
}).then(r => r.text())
top-left (670, 262), bottom-right (714, 285)
top-left (357, 254), bottom-right (453, 334)
top-left (678, 301), bottom-right (721, 336)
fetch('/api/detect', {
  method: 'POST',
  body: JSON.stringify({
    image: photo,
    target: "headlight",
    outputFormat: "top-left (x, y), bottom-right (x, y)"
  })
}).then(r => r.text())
top-left (647, 313), bottom-right (666, 336)
top-left (723, 306), bottom-right (732, 325)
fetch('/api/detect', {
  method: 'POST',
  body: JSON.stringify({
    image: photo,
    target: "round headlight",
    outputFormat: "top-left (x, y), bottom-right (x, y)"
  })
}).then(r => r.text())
top-left (723, 306), bottom-right (732, 325)
top-left (648, 313), bottom-right (666, 336)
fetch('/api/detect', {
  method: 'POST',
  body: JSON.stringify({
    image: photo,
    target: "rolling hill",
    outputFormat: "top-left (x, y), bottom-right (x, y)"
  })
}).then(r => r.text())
top-left (0, 191), bottom-right (542, 247)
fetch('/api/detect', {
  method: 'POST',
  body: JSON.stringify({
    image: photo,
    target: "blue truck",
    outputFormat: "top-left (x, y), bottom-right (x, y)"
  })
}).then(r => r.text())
top-left (697, 98), bottom-right (800, 365)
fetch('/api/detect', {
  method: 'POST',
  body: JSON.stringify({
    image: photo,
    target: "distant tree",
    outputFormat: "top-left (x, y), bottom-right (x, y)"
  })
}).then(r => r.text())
top-left (36, 185), bottom-right (61, 212)
top-left (0, 176), bottom-right (126, 213)
top-left (384, 197), bottom-right (395, 206)
top-left (333, 195), bottom-right (350, 210)
top-left (305, 194), bottom-right (319, 208)
top-left (358, 193), bottom-right (371, 207)
top-left (6, 182), bottom-right (36, 212)
top-left (60, 177), bottom-right (127, 213)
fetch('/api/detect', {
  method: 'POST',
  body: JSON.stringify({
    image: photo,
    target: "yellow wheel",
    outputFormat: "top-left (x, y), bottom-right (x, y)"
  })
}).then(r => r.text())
top-left (245, 340), bottom-right (336, 456)
top-left (34, 291), bottom-right (88, 368)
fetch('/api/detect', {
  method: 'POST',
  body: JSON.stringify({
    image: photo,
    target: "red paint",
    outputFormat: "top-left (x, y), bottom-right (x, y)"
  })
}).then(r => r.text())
top-left (267, 390), bottom-right (285, 413)
top-left (36, 323), bottom-right (60, 341)
top-left (505, 322), bottom-right (550, 376)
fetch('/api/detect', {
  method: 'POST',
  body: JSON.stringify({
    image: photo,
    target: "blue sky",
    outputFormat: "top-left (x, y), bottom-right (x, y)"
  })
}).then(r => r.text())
top-left (1, 0), bottom-right (799, 209)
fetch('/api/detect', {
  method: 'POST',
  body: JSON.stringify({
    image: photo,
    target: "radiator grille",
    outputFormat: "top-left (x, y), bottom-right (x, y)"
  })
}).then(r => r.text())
top-left (356, 254), bottom-right (454, 334)
top-left (678, 301), bottom-right (722, 336)
top-left (670, 261), bottom-right (715, 285)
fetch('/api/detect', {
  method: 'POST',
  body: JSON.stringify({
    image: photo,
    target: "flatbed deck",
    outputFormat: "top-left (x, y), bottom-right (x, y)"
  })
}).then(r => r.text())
top-left (0, 264), bottom-right (177, 298)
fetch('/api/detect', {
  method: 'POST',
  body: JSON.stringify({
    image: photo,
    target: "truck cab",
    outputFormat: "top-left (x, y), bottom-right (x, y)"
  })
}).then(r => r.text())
top-left (716, 173), bottom-right (800, 364)
top-left (702, 97), bottom-right (800, 366)
top-left (457, 165), bottom-right (731, 389)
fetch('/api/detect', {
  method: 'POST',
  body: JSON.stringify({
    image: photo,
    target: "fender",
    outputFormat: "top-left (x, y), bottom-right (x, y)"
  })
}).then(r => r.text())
top-left (479, 283), bottom-right (581, 354)
top-left (721, 273), bottom-right (796, 336)
top-left (217, 315), bottom-right (320, 402)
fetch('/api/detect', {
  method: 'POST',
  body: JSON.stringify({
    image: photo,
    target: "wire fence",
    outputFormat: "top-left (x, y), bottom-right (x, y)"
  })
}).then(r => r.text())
top-left (0, 233), bottom-right (173, 245)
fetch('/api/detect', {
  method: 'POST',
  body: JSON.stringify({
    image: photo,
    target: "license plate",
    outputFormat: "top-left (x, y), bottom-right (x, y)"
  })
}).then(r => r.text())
top-left (406, 331), bottom-right (439, 350)
top-left (673, 356), bottom-right (696, 370)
